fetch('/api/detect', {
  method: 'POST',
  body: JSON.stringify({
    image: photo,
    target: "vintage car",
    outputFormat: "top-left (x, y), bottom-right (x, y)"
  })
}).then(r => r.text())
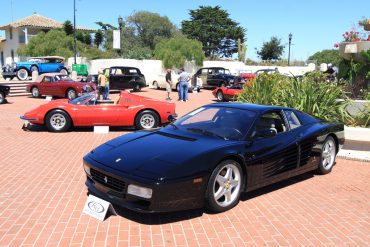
top-left (193, 67), bottom-right (236, 88)
top-left (83, 103), bottom-right (344, 213)
top-left (26, 73), bottom-right (95, 100)
top-left (104, 67), bottom-right (147, 91)
top-left (0, 84), bottom-right (10, 104)
top-left (2, 56), bottom-right (68, 81)
top-left (212, 82), bottom-right (246, 102)
top-left (152, 70), bottom-right (201, 92)
top-left (20, 91), bottom-right (176, 132)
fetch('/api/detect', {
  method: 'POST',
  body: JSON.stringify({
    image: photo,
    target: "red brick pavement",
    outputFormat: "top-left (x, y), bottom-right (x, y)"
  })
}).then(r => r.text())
top-left (0, 88), bottom-right (369, 246)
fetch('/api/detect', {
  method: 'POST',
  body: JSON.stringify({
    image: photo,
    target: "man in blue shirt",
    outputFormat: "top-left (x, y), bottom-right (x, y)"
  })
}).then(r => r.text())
top-left (178, 68), bottom-right (191, 102)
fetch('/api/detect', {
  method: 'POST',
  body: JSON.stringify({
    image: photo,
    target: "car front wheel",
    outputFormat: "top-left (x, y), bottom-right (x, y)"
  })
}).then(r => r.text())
top-left (17, 68), bottom-right (29, 80)
top-left (205, 160), bottom-right (243, 213)
top-left (216, 90), bottom-right (224, 101)
top-left (135, 110), bottom-right (159, 129)
top-left (45, 110), bottom-right (72, 132)
top-left (31, 87), bottom-right (40, 98)
top-left (153, 81), bottom-right (159, 90)
top-left (317, 136), bottom-right (337, 174)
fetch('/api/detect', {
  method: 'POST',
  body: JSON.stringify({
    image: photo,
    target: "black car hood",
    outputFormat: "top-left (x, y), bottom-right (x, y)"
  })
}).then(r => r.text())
top-left (88, 129), bottom-right (230, 180)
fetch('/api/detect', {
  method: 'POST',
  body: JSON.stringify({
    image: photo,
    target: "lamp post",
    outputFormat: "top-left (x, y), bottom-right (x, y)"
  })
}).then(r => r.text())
top-left (73, 0), bottom-right (77, 64)
top-left (118, 16), bottom-right (124, 56)
top-left (288, 33), bottom-right (292, 66)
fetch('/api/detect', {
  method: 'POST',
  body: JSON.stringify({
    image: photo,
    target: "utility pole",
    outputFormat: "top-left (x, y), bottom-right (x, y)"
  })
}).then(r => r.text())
top-left (118, 16), bottom-right (124, 56)
top-left (288, 33), bottom-right (292, 66)
top-left (73, 0), bottom-right (77, 64)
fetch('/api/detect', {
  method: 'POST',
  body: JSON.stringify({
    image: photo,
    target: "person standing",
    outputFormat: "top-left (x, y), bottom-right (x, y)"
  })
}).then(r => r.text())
top-left (104, 68), bottom-right (110, 100)
top-left (178, 68), bottom-right (191, 102)
top-left (165, 69), bottom-right (172, 101)
top-left (97, 69), bottom-right (106, 100)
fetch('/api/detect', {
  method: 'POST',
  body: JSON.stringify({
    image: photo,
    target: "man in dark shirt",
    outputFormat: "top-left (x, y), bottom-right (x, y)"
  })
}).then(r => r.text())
top-left (165, 69), bottom-right (172, 101)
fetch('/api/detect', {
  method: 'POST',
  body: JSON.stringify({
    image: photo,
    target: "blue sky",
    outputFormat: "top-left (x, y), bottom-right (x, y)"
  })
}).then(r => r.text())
top-left (1, 0), bottom-right (369, 60)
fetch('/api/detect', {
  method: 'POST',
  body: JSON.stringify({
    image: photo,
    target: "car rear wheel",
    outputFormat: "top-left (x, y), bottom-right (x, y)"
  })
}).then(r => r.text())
top-left (17, 68), bottom-right (29, 81)
top-left (66, 88), bottom-right (77, 100)
top-left (205, 160), bottom-right (243, 213)
top-left (135, 110), bottom-right (159, 130)
top-left (317, 136), bottom-right (336, 174)
top-left (153, 81), bottom-right (159, 90)
top-left (45, 110), bottom-right (72, 132)
top-left (0, 92), bottom-right (5, 104)
top-left (216, 90), bottom-right (224, 102)
top-left (31, 87), bottom-right (40, 98)
top-left (133, 84), bottom-right (141, 92)
top-left (60, 68), bottom-right (68, 75)
top-left (176, 83), bottom-right (180, 92)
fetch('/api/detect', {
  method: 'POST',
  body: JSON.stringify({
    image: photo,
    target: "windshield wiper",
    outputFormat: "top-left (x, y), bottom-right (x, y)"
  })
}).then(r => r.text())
top-left (169, 122), bottom-right (178, 130)
top-left (186, 128), bottom-right (227, 140)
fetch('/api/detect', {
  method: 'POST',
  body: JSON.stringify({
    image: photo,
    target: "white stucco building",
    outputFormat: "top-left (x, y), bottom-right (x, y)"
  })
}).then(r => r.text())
top-left (0, 13), bottom-right (94, 66)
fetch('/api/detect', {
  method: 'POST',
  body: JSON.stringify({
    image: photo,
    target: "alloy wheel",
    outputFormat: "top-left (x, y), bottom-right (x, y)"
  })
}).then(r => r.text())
top-left (140, 114), bottom-right (155, 129)
top-left (213, 163), bottom-right (241, 208)
top-left (32, 87), bottom-right (39, 97)
top-left (50, 113), bottom-right (66, 131)
top-left (322, 138), bottom-right (336, 170)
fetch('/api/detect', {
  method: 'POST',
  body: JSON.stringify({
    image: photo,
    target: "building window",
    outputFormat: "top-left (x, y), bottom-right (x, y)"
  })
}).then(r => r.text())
top-left (9, 28), bottom-right (13, 39)
top-left (11, 50), bottom-right (14, 61)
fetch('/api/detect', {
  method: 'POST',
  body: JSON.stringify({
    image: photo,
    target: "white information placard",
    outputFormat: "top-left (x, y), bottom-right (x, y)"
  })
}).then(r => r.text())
top-left (45, 96), bottom-right (53, 101)
top-left (113, 30), bottom-right (121, 49)
top-left (83, 194), bottom-right (116, 221)
top-left (94, 126), bottom-right (109, 134)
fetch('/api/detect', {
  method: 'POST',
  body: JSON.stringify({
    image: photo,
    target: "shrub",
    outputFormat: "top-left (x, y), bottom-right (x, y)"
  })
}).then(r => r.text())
top-left (238, 72), bottom-right (351, 123)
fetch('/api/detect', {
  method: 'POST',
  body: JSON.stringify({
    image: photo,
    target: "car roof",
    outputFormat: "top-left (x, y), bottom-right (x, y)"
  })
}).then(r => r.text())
top-left (109, 66), bottom-right (140, 70)
top-left (206, 102), bottom-right (291, 113)
top-left (35, 73), bottom-right (70, 82)
top-left (199, 67), bottom-right (228, 70)
top-left (30, 56), bottom-right (65, 61)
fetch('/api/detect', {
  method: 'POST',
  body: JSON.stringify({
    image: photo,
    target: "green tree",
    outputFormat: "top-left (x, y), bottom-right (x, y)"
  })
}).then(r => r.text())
top-left (126, 11), bottom-right (177, 50)
top-left (17, 29), bottom-right (108, 60)
top-left (257, 36), bottom-right (284, 60)
top-left (94, 30), bottom-right (103, 48)
top-left (308, 49), bottom-right (341, 66)
top-left (154, 36), bottom-right (205, 68)
top-left (63, 20), bottom-right (73, 36)
top-left (181, 5), bottom-right (245, 58)
top-left (95, 22), bottom-right (117, 50)
top-left (84, 33), bottom-right (92, 46)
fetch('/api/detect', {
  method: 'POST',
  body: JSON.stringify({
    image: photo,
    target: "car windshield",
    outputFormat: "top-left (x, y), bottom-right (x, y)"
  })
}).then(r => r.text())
top-left (55, 75), bottom-right (72, 81)
top-left (69, 93), bottom-right (96, 105)
top-left (168, 106), bottom-right (256, 140)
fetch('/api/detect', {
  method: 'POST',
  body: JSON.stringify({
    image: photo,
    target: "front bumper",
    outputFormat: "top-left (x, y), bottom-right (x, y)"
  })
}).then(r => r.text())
top-left (20, 116), bottom-right (39, 121)
top-left (84, 158), bottom-right (207, 213)
top-left (2, 71), bottom-right (16, 77)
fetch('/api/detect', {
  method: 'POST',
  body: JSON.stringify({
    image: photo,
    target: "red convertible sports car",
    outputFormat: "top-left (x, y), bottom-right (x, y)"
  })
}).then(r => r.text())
top-left (212, 82), bottom-right (246, 102)
top-left (21, 91), bottom-right (176, 132)
top-left (26, 73), bottom-right (95, 100)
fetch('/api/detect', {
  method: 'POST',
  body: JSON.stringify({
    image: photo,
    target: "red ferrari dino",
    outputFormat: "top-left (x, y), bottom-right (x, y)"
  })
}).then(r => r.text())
top-left (21, 91), bottom-right (176, 132)
top-left (212, 82), bottom-right (246, 102)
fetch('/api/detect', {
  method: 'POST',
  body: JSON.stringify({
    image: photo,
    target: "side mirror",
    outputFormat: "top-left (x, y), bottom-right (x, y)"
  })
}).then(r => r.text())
top-left (256, 129), bottom-right (276, 138)
top-left (167, 113), bottom-right (178, 122)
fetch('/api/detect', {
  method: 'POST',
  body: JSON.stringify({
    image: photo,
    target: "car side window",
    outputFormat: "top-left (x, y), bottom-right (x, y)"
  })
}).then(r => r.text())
top-left (42, 76), bottom-right (52, 82)
top-left (284, 110), bottom-right (301, 129)
top-left (252, 111), bottom-right (287, 138)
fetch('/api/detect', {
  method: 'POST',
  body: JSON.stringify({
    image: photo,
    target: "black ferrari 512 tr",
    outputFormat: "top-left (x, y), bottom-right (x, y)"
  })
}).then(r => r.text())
top-left (83, 103), bottom-right (344, 213)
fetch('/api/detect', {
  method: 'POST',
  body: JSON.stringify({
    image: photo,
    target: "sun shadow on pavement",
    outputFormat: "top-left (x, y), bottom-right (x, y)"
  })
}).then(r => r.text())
top-left (240, 172), bottom-right (314, 201)
top-left (109, 206), bottom-right (203, 225)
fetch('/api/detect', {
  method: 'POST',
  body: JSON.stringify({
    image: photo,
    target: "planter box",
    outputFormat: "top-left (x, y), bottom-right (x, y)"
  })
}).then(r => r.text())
top-left (339, 41), bottom-right (370, 61)
top-left (344, 126), bottom-right (370, 142)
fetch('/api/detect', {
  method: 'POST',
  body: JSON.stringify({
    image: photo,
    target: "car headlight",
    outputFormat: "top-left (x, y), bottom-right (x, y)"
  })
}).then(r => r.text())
top-left (11, 62), bottom-right (16, 69)
top-left (127, 184), bottom-right (152, 199)
top-left (83, 161), bottom-right (91, 176)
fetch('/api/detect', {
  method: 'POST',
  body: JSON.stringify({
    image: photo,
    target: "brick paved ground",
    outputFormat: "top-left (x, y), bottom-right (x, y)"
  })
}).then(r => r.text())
top-left (0, 88), bottom-right (369, 247)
